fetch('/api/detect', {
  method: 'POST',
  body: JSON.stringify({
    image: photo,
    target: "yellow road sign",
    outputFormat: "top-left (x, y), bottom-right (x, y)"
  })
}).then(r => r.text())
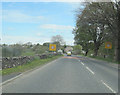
top-left (105, 42), bottom-right (112, 49)
top-left (49, 44), bottom-right (56, 51)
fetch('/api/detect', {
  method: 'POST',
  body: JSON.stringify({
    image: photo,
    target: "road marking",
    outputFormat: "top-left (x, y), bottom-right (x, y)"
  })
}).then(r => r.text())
top-left (0, 73), bottom-right (23, 87)
top-left (78, 60), bottom-right (85, 66)
top-left (101, 80), bottom-right (116, 93)
top-left (86, 66), bottom-right (95, 75)
top-left (81, 62), bottom-right (85, 66)
top-left (1, 58), bottom-right (62, 87)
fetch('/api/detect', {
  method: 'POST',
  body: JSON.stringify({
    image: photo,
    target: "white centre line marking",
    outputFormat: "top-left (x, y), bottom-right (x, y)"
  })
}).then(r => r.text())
top-left (86, 66), bottom-right (95, 75)
top-left (101, 80), bottom-right (116, 93)
top-left (78, 60), bottom-right (85, 66)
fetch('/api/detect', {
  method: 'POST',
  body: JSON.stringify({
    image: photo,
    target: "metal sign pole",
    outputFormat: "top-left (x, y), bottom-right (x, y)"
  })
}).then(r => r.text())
top-left (107, 49), bottom-right (108, 58)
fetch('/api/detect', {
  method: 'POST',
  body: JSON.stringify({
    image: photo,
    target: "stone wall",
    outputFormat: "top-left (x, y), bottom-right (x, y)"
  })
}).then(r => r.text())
top-left (2, 53), bottom-right (60, 69)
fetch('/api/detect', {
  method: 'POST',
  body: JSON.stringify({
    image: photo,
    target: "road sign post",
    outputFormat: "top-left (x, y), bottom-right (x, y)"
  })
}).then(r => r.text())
top-left (49, 44), bottom-right (56, 51)
top-left (105, 42), bottom-right (112, 49)
top-left (105, 42), bottom-right (112, 58)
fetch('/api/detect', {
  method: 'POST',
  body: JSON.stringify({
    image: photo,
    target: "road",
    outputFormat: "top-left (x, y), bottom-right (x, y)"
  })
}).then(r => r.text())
top-left (2, 55), bottom-right (118, 93)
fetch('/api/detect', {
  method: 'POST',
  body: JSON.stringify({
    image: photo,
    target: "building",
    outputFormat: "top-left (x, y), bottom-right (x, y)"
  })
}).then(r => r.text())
top-left (64, 46), bottom-right (73, 53)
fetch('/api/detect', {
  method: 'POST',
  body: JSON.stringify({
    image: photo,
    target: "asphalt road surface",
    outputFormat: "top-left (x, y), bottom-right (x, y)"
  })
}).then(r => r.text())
top-left (2, 55), bottom-right (118, 93)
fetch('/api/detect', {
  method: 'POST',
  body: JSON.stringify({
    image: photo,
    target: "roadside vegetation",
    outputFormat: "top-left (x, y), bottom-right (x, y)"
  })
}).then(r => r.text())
top-left (1, 35), bottom-right (67, 58)
top-left (2, 42), bottom-right (49, 57)
top-left (2, 55), bottom-right (62, 76)
top-left (89, 56), bottom-right (118, 64)
top-left (1, 35), bottom-right (66, 75)
top-left (73, 2), bottom-right (120, 64)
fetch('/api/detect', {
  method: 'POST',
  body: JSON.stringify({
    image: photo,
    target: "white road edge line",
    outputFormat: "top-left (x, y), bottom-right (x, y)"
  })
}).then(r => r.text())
top-left (0, 73), bottom-right (23, 87)
top-left (86, 66), bottom-right (95, 75)
top-left (0, 57), bottom-right (62, 87)
top-left (101, 80), bottom-right (116, 93)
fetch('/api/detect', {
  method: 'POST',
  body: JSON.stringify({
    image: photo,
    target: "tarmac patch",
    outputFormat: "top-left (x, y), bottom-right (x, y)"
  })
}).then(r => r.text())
top-left (63, 56), bottom-right (79, 59)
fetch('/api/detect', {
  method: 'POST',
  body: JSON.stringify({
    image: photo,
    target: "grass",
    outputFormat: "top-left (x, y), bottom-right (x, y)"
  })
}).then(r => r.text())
top-left (0, 70), bottom-right (2, 75)
top-left (2, 55), bottom-right (62, 76)
top-left (77, 54), bottom-right (119, 64)
top-left (21, 51), bottom-right (35, 56)
top-left (88, 56), bottom-right (118, 64)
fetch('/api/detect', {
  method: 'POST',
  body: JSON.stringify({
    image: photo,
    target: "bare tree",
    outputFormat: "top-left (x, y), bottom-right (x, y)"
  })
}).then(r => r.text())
top-left (51, 35), bottom-right (65, 45)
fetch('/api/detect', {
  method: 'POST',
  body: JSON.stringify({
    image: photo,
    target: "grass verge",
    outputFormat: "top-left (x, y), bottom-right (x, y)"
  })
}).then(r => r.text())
top-left (88, 56), bottom-right (118, 64)
top-left (0, 70), bottom-right (1, 75)
top-left (78, 54), bottom-right (119, 64)
top-left (2, 55), bottom-right (62, 76)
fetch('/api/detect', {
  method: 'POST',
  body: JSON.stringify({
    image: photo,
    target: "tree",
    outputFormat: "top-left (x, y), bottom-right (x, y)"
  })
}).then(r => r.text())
top-left (74, 3), bottom-right (107, 56)
top-left (73, 45), bottom-right (82, 55)
top-left (118, 1), bottom-right (120, 63)
top-left (74, 2), bottom-right (119, 61)
top-left (92, 2), bottom-right (119, 61)
top-left (25, 42), bottom-right (32, 46)
top-left (73, 25), bottom-right (93, 56)
top-left (51, 35), bottom-right (65, 45)
top-left (51, 35), bottom-right (65, 50)
top-left (32, 44), bottom-right (48, 54)
top-left (2, 44), bottom-right (23, 57)
top-left (43, 42), bottom-right (50, 46)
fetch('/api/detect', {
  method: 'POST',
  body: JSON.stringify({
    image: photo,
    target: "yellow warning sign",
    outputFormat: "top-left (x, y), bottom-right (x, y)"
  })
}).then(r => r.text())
top-left (105, 42), bottom-right (112, 49)
top-left (49, 44), bottom-right (56, 51)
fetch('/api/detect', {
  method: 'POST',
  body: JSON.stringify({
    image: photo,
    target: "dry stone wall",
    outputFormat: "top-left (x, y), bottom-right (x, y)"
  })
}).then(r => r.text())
top-left (2, 53), bottom-right (60, 69)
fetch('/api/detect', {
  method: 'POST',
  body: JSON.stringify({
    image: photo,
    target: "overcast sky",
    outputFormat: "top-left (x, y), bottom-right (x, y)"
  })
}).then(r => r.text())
top-left (2, 2), bottom-right (83, 45)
